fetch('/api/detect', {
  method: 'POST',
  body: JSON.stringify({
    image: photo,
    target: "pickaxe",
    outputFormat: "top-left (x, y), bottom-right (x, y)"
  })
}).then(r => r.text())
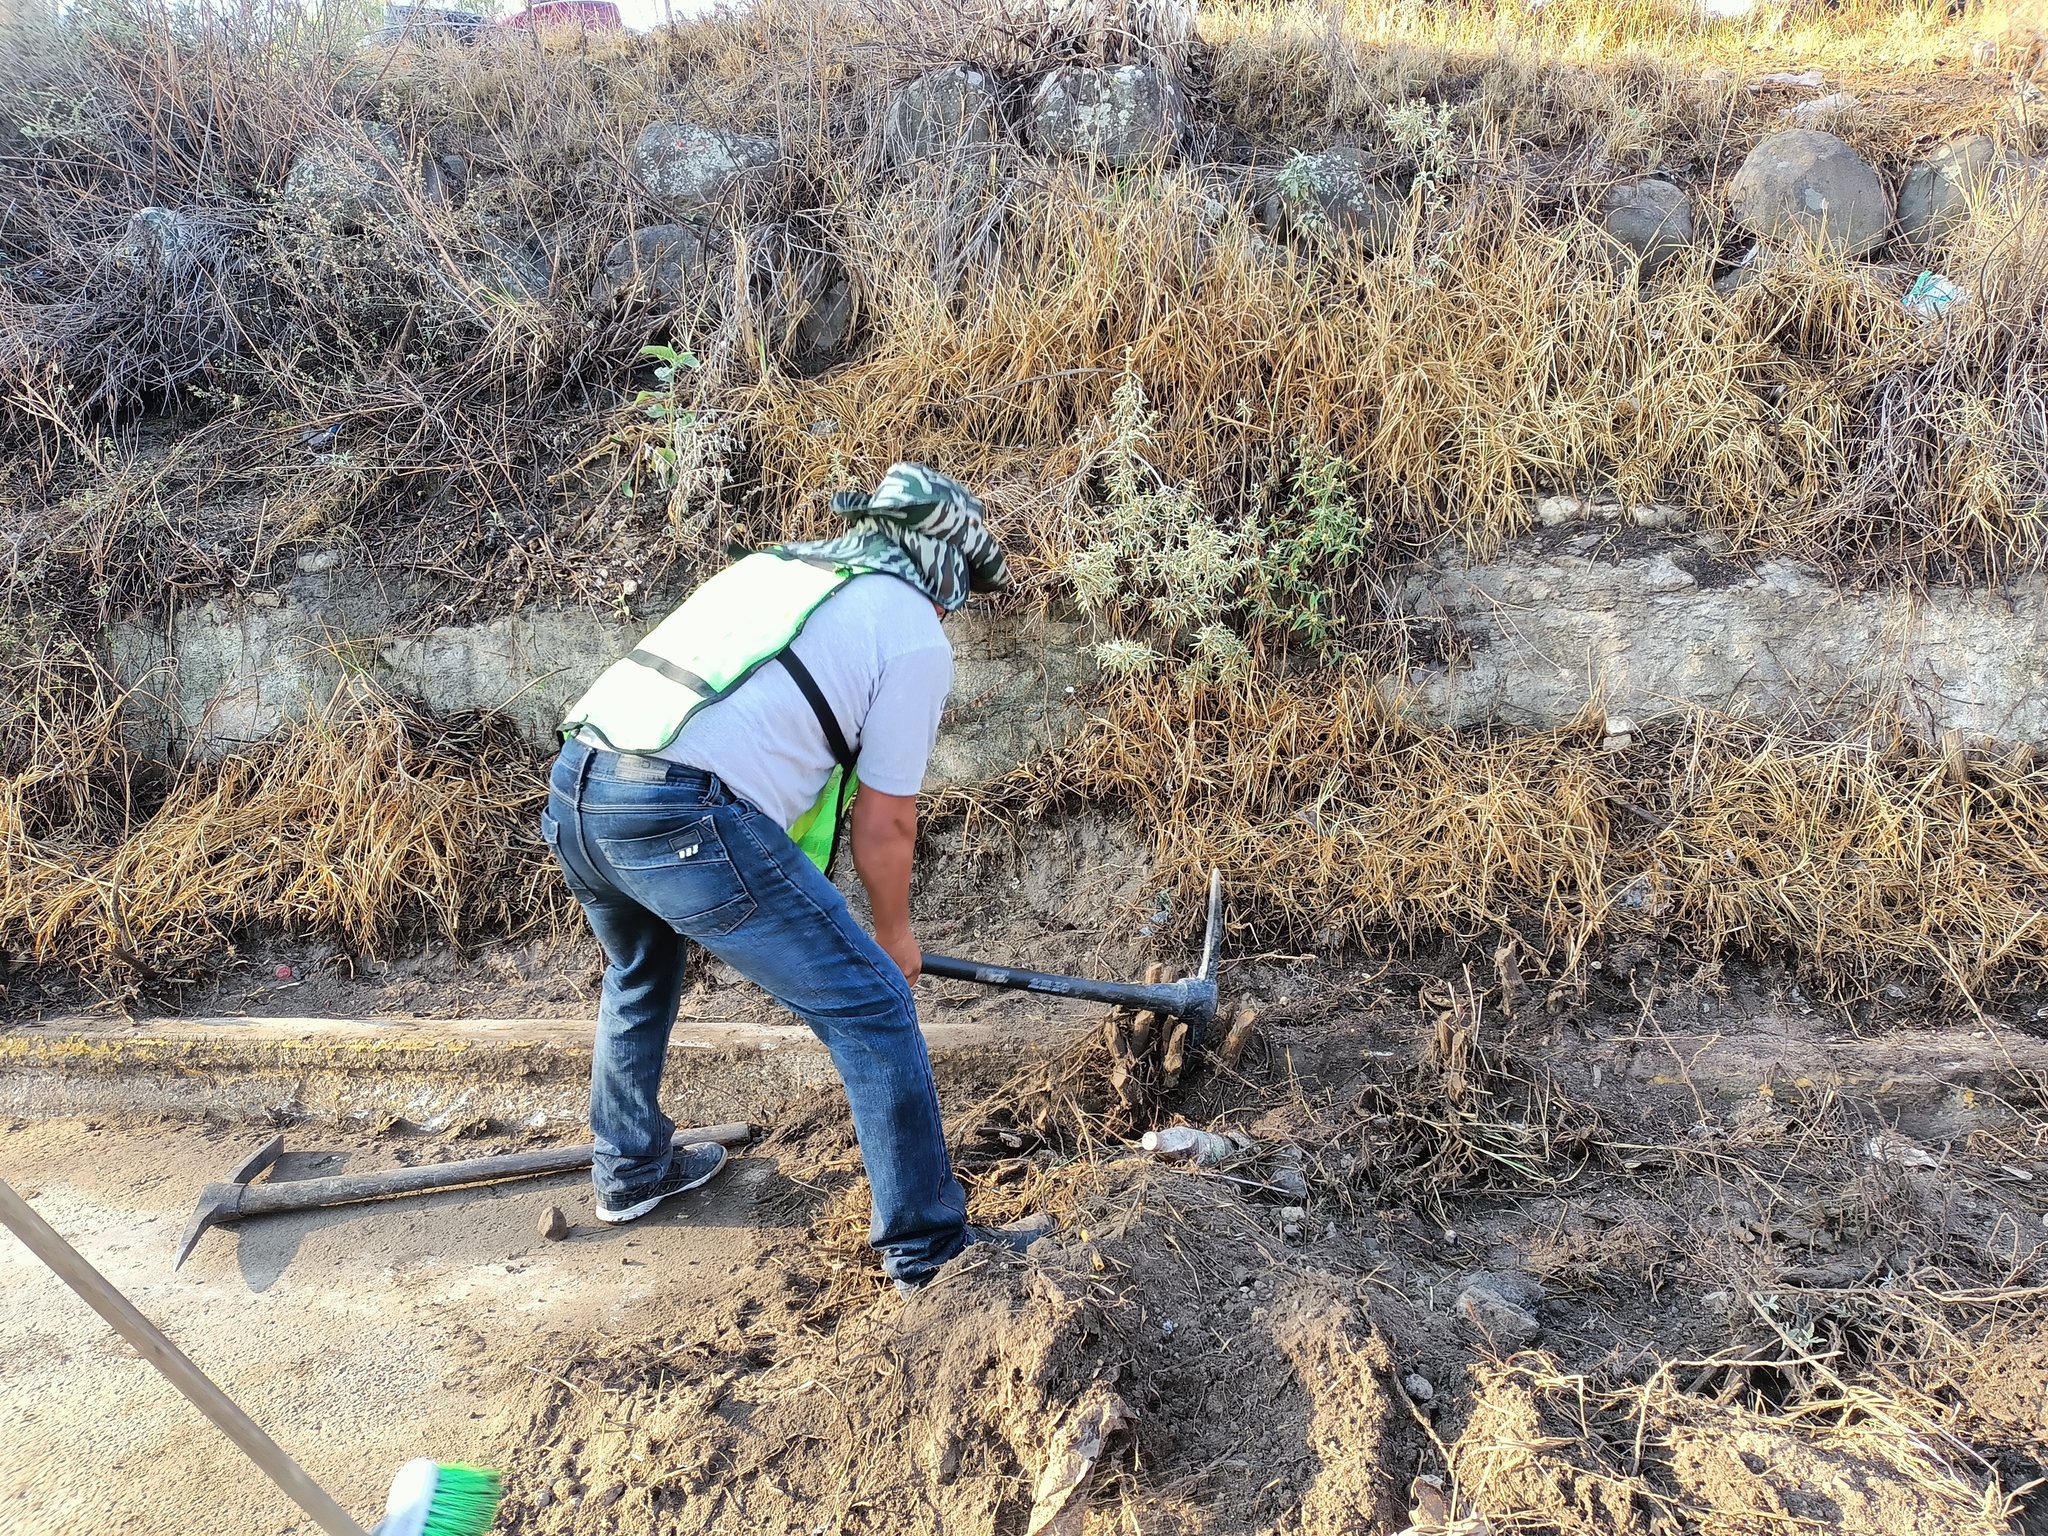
top-left (175, 1122), bottom-right (752, 1269)
top-left (923, 868), bottom-right (1224, 1040)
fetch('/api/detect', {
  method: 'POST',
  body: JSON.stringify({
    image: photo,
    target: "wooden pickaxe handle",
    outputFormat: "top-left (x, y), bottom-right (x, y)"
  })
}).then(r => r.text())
top-left (233, 1122), bottom-right (754, 1218)
top-left (0, 1179), bottom-right (371, 1536)
top-left (177, 1121), bottom-right (754, 1268)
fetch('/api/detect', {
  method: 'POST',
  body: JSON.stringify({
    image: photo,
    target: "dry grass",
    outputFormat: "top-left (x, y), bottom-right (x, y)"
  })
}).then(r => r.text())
top-left (1449, 1266), bottom-right (2048, 1536)
top-left (4, 0), bottom-right (2048, 1002)
top-left (1205, 0), bottom-right (2029, 86)
top-left (0, 664), bottom-right (562, 999)
top-left (3, 0), bottom-right (2045, 625)
top-left (944, 672), bottom-right (2048, 1007)
top-left (1452, 1357), bottom-right (2026, 1535)
top-left (8, 646), bottom-right (2048, 1010)
top-left (738, 159), bottom-right (2048, 585)
top-left (10, 659), bottom-right (2046, 1008)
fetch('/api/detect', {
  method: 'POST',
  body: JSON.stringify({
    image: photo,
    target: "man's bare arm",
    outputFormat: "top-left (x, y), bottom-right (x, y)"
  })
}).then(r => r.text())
top-left (851, 787), bottom-right (920, 983)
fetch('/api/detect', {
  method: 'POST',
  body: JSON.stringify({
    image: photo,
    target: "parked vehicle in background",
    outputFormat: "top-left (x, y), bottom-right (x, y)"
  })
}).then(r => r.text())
top-left (498, 1), bottom-right (622, 30)
top-left (357, 4), bottom-right (488, 46)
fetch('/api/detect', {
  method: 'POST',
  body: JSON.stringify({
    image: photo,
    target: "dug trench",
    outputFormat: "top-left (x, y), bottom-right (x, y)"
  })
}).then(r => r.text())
top-left (478, 958), bottom-right (2048, 1536)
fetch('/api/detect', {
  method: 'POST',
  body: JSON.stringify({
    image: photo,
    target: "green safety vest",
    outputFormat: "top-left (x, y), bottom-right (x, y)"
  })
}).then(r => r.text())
top-left (560, 550), bottom-right (863, 874)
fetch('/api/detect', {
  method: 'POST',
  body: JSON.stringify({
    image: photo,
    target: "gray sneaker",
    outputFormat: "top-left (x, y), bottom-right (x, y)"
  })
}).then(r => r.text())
top-left (595, 1143), bottom-right (729, 1224)
top-left (894, 1215), bottom-right (1055, 1295)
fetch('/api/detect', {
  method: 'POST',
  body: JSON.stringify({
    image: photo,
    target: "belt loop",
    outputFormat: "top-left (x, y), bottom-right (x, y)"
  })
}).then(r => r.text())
top-left (574, 738), bottom-right (596, 809)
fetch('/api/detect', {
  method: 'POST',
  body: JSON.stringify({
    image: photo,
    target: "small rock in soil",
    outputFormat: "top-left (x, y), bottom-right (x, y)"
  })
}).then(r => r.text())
top-left (1598, 176), bottom-right (1695, 272)
top-left (538, 1204), bottom-right (571, 1241)
top-left (596, 222), bottom-right (729, 309)
top-left (1897, 135), bottom-right (1998, 248)
top-left (1457, 1273), bottom-right (1544, 1349)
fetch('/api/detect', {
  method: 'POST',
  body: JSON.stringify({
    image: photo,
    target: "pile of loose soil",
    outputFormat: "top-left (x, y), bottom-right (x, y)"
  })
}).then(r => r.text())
top-left (488, 971), bottom-right (2048, 1536)
top-left (491, 1164), bottom-right (1417, 1536)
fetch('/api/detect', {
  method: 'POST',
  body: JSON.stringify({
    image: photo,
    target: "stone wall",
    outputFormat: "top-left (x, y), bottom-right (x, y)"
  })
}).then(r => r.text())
top-left (111, 575), bottom-right (1098, 789)
top-left (1406, 540), bottom-right (2048, 744)
top-left (109, 534), bottom-right (2048, 784)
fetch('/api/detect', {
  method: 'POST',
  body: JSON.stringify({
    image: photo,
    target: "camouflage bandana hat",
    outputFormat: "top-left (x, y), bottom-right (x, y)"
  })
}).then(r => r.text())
top-left (780, 463), bottom-right (1009, 612)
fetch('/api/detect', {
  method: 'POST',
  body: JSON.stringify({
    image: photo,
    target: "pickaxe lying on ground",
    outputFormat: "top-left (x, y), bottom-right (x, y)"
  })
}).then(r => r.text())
top-left (174, 1122), bottom-right (752, 1270)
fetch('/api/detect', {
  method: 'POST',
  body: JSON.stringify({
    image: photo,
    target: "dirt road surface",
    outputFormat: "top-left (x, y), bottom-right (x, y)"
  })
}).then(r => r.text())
top-left (0, 1117), bottom-right (765, 1536)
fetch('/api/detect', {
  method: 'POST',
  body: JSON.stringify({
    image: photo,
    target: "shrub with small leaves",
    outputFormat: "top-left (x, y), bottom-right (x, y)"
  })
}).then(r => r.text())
top-left (1185, 623), bottom-right (1254, 690)
top-left (1384, 100), bottom-right (1458, 199)
top-left (1068, 369), bottom-right (1250, 635)
top-left (1093, 637), bottom-right (1162, 678)
top-left (1068, 541), bottom-right (1126, 613)
top-left (1252, 443), bottom-right (1375, 653)
top-left (1067, 373), bottom-right (1382, 676)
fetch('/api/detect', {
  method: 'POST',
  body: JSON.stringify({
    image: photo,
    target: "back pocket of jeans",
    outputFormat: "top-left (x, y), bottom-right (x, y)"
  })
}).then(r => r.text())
top-left (595, 816), bottom-right (755, 935)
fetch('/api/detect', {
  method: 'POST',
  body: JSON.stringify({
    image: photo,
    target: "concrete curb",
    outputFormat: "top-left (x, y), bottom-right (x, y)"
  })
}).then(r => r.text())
top-left (0, 1014), bottom-right (1019, 1129)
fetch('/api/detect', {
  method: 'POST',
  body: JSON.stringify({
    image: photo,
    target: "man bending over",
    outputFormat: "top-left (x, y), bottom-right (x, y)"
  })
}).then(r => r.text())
top-left (542, 465), bottom-right (1031, 1290)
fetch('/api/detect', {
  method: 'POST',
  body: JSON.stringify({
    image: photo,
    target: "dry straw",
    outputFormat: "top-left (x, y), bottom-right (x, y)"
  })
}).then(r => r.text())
top-left (953, 671), bottom-right (2048, 1008)
top-left (1, 659), bottom-right (563, 997)
top-left (5, 0), bottom-right (2048, 1004)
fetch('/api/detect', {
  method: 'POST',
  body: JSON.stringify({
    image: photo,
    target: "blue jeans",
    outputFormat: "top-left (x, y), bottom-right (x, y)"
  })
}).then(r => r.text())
top-left (542, 738), bottom-right (969, 1283)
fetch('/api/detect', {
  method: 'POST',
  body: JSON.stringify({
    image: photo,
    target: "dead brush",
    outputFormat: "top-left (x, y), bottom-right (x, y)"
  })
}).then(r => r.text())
top-left (1452, 1352), bottom-right (2025, 1536)
top-left (1670, 1278), bottom-right (2048, 1456)
top-left (954, 674), bottom-right (2048, 1010)
top-left (794, 1154), bottom-right (1110, 1312)
top-left (781, 1010), bottom-right (1224, 1310)
top-left (734, 158), bottom-right (2048, 581)
top-left (999, 668), bottom-right (1619, 963)
top-left (857, 0), bottom-right (1198, 75)
top-left (0, 675), bottom-right (564, 997)
top-left (4, 0), bottom-right (2043, 633)
top-left (1623, 715), bottom-right (2048, 1005)
top-left (0, 621), bottom-right (136, 848)
top-left (0, 3), bottom-right (828, 610)
top-left (1204, 0), bottom-right (2004, 88)
top-left (1310, 975), bottom-right (1601, 1218)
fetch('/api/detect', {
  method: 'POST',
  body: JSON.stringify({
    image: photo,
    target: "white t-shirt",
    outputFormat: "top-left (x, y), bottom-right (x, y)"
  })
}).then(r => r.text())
top-left (654, 573), bottom-right (954, 828)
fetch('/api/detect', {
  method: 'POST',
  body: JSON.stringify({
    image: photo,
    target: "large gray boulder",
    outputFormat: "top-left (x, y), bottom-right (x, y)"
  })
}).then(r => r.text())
top-left (1026, 64), bottom-right (1181, 167)
top-left (281, 124), bottom-right (427, 228)
top-left (113, 206), bottom-right (204, 267)
top-left (1598, 176), bottom-right (1696, 271)
top-left (1727, 129), bottom-right (1891, 257)
top-left (597, 222), bottom-right (729, 310)
top-left (1897, 135), bottom-right (1999, 247)
top-left (1260, 147), bottom-right (1405, 252)
top-left (631, 121), bottom-right (778, 212)
top-left (885, 65), bottom-right (1003, 175)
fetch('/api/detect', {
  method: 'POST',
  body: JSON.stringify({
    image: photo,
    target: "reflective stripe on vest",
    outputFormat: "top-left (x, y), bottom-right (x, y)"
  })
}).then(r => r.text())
top-left (558, 550), bottom-right (861, 873)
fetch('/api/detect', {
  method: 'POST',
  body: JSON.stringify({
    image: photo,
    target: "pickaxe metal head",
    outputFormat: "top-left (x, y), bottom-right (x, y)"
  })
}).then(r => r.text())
top-left (174, 1134), bottom-right (283, 1270)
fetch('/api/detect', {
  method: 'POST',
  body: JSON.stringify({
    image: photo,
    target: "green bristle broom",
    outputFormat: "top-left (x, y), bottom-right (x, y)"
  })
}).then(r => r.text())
top-left (375, 1459), bottom-right (505, 1536)
top-left (1, 1179), bottom-right (504, 1536)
